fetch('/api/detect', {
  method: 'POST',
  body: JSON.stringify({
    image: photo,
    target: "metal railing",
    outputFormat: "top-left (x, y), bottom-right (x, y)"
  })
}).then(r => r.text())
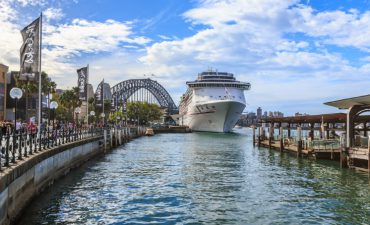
top-left (309, 139), bottom-right (340, 151)
top-left (0, 127), bottom-right (104, 171)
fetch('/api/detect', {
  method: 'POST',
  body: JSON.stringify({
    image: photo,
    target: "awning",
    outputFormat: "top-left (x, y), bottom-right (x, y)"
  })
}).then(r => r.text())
top-left (324, 94), bottom-right (370, 109)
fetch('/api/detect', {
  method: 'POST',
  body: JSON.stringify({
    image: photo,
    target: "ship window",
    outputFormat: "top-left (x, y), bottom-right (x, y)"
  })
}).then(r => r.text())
top-left (219, 96), bottom-right (221, 98)
top-left (212, 106), bottom-right (215, 109)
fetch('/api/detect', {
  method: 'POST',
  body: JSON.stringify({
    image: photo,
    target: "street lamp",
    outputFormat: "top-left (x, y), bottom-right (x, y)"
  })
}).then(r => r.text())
top-left (10, 87), bottom-right (23, 162)
top-left (10, 87), bottom-right (23, 133)
top-left (75, 107), bottom-right (81, 127)
top-left (50, 101), bottom-right (58, 129)
top-left (100, 112), bottom-right (105, 126)
top-left (89, 111), bottom-right (95, 126)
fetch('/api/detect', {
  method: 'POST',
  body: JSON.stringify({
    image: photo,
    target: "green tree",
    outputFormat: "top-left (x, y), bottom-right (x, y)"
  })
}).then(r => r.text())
top-left (15, 71), bottom-right (57, 120)
top-left (127, 102), bottom-right (162, 125)
top-left (58, 87), bottom-right (82, 122)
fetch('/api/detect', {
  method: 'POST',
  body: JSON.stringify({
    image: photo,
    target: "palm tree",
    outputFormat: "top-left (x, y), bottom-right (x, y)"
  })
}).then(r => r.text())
top-left (16, 71), bottom-right (58, 121)
top-left (59, 87), bottom-right (82, 122)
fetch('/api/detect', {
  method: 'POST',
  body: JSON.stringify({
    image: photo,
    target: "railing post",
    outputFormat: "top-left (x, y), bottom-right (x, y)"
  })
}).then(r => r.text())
top-left (5, 134), bottom-right (9, 166)
top-left (38, 128), bottom-right (42, 152)
top-left (29, 133), bottom-right (33, 155)
top-left (23, 131), bottom-right (27, 158)
top-left (12, 131), bottom-right (16, 163)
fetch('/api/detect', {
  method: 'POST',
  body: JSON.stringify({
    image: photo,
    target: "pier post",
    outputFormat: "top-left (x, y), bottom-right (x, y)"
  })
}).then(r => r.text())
top-left (269, 123), bottom-right (273, 149)
top-left (252, 125), bottom-right (256, 147)
top-left (287, 123), bottom-right (291, 139)
top-left (279, 126), bottom-right (283, 152)
top-left (310, 123), bottom-right (314, 140)
top-left (340, 134), bottom-right (348, 168)
top-left (257, 127), bottom-right (261, 147)
top-left (297, 126), bottom-right (302, 157)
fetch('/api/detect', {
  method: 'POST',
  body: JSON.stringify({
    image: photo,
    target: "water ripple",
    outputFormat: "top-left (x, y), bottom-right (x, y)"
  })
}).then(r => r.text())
top-left (17, 129), bottom-right (370, 225)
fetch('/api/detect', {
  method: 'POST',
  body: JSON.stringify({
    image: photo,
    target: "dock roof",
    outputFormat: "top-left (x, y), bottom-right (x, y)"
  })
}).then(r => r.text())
top-left (324, 94), bottom-right (370, 109)
top-left (261, 113), bottom-right (346, 123)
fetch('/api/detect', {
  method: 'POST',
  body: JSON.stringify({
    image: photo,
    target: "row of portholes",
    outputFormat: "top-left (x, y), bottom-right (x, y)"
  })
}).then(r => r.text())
top-left (205, 95), bottom-right (241, 99)
top-left (199, 105), bottom-right (216, 110)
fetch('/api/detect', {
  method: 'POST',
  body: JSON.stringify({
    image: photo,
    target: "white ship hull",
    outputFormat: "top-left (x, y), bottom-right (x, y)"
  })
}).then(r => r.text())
top-left (178, 71), bottom-right (250, 133)
top-left (182, 100), bottom-right (245, 132)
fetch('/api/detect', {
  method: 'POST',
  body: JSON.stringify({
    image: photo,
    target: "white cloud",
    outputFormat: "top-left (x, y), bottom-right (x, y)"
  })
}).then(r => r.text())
top-left (2, 0), bottom-right (370, 114)
top-left (44, 7), bottom-right (64, 21)
top-left (138, 0), bottom-right (370, 114)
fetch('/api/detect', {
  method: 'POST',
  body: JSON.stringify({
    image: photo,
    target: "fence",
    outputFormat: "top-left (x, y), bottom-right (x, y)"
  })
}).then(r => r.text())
top-left (0, 127), bottom-right (104, 170)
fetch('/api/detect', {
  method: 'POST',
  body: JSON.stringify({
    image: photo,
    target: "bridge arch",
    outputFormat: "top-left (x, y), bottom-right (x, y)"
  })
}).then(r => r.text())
top-left (110, 79), bottom-right (178, 114)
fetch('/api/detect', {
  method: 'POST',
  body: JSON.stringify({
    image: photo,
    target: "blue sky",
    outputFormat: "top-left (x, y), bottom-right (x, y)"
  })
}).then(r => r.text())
top-left (1, 0), bottom-right (370, 115)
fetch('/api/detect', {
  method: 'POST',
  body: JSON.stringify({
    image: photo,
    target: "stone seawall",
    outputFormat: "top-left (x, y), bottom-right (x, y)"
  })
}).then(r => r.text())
top-left (0, 136), bottom-right (103, 225)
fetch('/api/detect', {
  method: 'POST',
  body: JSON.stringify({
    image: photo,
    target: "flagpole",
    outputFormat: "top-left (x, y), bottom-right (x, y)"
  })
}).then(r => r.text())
top-left (86, 64), bottom-right (89, 127)
top-left (102, 79), bottom-right (104, 126)
top-left (38, 12), bottom-right (42, 134)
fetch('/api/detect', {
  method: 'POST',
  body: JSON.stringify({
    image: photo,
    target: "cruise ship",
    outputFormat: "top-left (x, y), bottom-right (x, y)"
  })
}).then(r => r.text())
top-left (178, 71), bottom-right (251, 132)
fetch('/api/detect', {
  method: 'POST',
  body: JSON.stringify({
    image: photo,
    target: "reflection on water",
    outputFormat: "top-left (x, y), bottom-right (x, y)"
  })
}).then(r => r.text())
top-left (17, 128), bottom-right (370, 224)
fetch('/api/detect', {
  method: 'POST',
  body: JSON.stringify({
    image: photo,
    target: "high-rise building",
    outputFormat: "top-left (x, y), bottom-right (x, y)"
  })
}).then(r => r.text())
top-left (263, 111), bottom-right (267, 118)
top-left (257, 107), bottom-right (262, 120)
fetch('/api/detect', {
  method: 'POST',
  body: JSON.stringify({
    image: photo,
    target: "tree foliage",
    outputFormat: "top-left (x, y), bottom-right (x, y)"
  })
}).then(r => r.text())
top-left (57, 87), bottom-right (81, 122)
top-left (15, 71), bottom-right (56, 120)
top-left (126, 102), bottom-right (162, 125)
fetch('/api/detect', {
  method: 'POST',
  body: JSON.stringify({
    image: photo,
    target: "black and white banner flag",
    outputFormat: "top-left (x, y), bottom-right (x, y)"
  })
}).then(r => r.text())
top-left (77, 66), bottom-right (88, 101)
top-left (20, 17), bottom-right (41, 80)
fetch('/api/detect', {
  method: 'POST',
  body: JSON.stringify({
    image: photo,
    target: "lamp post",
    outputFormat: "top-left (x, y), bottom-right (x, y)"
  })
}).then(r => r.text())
top-left (50, 101), bottom-right (58, 130)
top-left (75, 107), bottom-right (81, 128)
top-left (90, 111), bottom-right (95, 126)
top-left (9, 87), bottom-right (23, 162)
top-left (100, 112), bottom-right (105, 127)
top-left (10, 88), bottom-right (23, 133)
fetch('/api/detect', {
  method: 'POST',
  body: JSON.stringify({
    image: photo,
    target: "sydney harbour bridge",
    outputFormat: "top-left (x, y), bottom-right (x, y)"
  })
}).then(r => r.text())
top-left (94, 78), bottom-right (178, 115)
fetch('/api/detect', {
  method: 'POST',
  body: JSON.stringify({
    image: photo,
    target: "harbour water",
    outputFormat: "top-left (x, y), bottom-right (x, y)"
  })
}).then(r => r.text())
top-left (17, 128), bottom-right (370, 224)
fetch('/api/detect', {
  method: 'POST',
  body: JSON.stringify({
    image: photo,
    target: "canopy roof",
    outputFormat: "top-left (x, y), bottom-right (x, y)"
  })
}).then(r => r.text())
top-left (262, 113), bottom-right (346, 123)
top-left (324, 94), bottom-right (370, 109)
top-left (261, 113), bottom-right (370, 124)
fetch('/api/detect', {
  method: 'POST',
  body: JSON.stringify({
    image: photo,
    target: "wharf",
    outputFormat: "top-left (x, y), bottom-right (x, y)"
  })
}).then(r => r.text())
top-left (153, 126), bottom-right (192, 134)
top-left (253, 111), bottom-right (370, 172)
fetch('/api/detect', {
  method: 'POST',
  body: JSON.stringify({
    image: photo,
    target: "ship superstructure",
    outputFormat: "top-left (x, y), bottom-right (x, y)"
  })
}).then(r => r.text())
top-left (179, 71), bottom-right (250, 132)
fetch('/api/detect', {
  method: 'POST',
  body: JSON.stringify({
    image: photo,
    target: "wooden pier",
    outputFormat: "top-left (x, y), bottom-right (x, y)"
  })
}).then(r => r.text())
top-left (253, 110), bottom-right (370, 173)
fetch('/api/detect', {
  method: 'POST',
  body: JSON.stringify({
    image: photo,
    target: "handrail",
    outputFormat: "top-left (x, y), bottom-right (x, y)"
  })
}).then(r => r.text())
top-left (0, 127), bottom-right (108, 170)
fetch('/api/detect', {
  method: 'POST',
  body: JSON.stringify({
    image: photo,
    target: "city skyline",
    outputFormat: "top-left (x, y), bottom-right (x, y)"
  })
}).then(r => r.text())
top-left (1, 0), bottom-right (370, 115)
